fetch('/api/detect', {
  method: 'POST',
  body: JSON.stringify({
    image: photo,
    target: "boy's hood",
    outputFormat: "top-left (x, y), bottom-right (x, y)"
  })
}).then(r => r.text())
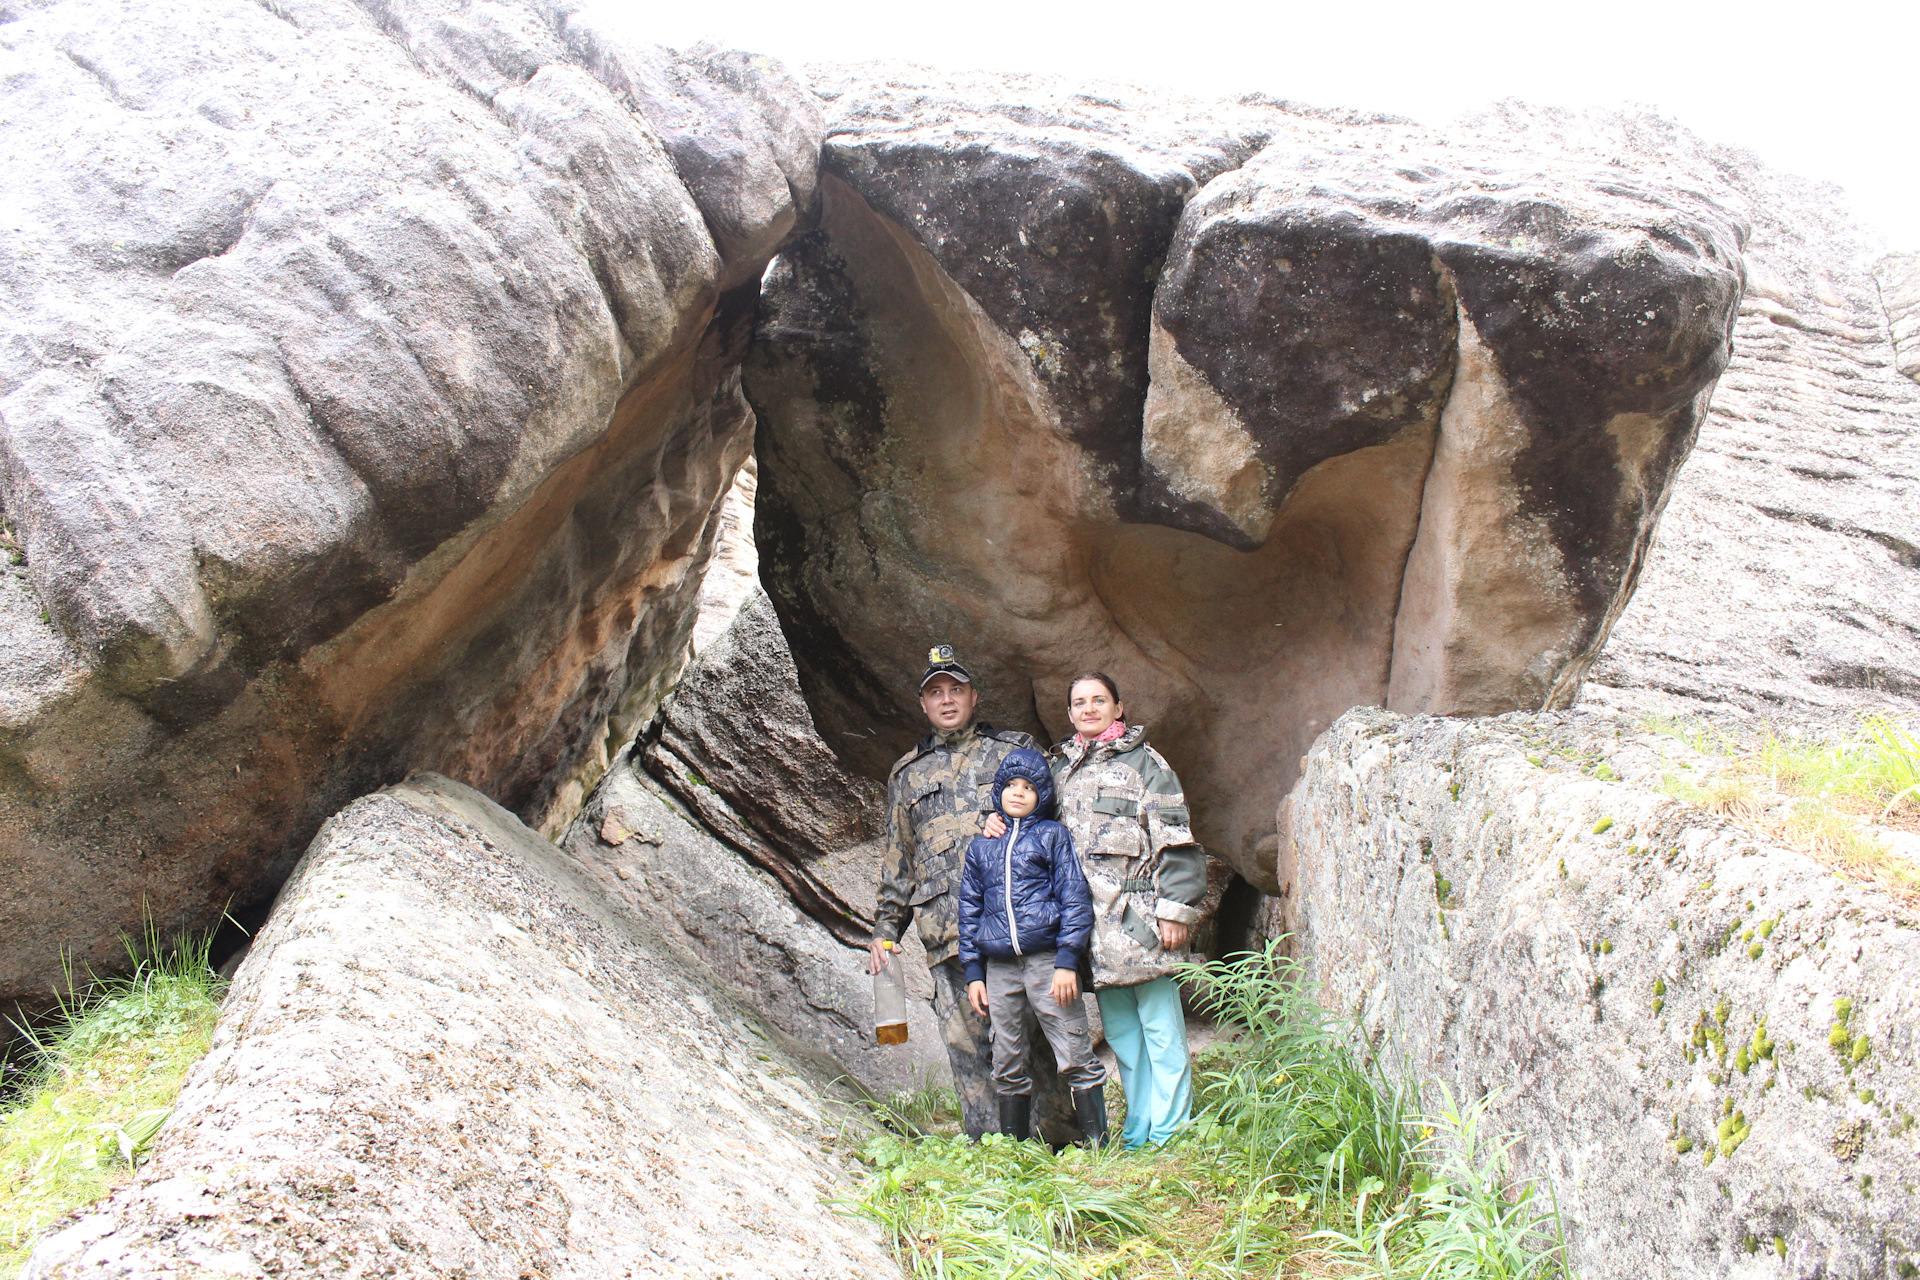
top-left (991, 747), bottom-right (1057, 821)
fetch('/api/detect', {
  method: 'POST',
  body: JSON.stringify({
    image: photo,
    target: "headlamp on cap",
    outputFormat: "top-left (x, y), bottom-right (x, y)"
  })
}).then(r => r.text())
top-left (919, 643), bottom-right (973, 690)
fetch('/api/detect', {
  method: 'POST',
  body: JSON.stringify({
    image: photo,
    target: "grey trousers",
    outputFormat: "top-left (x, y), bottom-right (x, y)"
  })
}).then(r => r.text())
top-left (928, 959), bottom-right (1078, 1140)
top-left (983, 952), bottom-right (1107, 1096)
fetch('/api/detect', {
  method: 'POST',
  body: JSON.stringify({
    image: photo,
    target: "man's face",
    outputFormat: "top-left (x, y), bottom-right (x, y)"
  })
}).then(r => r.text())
top-left (919, 674), bottom-right (978, 732)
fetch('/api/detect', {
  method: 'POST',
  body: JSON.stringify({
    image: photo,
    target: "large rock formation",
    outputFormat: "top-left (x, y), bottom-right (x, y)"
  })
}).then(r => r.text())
top-left (1552, 111), bottom-right (1920, 720)
top-left (0, 0), bottom-right (817, 1010)
top-left (1282, 707), bottom-right (1918, 1280)
top-left (746, 68), bottom-right (1747, 892)
top-left (25, 774), bottom-right (896, 1278)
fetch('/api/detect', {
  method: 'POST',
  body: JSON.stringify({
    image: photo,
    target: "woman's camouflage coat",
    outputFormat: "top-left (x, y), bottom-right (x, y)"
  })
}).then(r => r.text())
top-left (1050, 724), bottom-right (1207, 989)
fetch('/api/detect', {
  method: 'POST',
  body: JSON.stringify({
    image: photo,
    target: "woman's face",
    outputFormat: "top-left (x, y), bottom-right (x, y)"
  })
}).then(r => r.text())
top-left (1069, 680), bottom-right (1123, 740)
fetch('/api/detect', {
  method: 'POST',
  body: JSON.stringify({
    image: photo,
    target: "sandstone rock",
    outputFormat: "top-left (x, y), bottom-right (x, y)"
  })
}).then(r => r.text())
top-left (562, 746), bottom-right (947, 1099)
top-left (1875, 252), bottom-right (1920, 384)
top-left (650, 591), bottom-right (884, 876)
top-left (1449, 109), bottom-right (1920, 722)
top-left (0, 0), bottom-right (818, 1012)
top-left (747, 69), bottom-right (1744, 892)
top-left (25, 774), bottom-right (897, 1278)
top-left (1280, 706), bottom-right (1919, 1280)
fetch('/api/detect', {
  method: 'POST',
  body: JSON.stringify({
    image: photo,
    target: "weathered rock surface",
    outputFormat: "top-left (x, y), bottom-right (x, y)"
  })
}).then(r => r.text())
top-left (1876, 253), bottom-right (1920, 384)
top-left (0, 0), bottom-right (818, 1010)
top-left (25, 773), bottom-right (896, 1278)
top-left (1483, 111), bottom-right (1920, 721)
top-left (747, 68), bottom-right (1746, 892)
top-left (1280, 707), bottom-right (1919, 1280)
top-left (562, 742), bottom-right (946, 1099)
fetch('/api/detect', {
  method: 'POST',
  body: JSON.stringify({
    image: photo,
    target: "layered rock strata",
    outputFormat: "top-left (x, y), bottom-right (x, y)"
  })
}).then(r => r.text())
top-left (1281, 707), bottom-right (1918, 1280)
top-left (0, 0), bottom-right (817, 1009)
top-left (747, 69), bottom-right (1746, 892)
top-left (25, 774), bottom-right (896, 1279)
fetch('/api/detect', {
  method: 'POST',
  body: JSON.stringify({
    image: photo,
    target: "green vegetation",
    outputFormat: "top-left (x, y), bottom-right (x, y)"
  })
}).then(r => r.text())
top-left (1, 930), bottom-right (224, 1272)
top-left (1644, 712), bottom-right (1920, 900)
top-left (841, 945), bottom-right (1574, 1278)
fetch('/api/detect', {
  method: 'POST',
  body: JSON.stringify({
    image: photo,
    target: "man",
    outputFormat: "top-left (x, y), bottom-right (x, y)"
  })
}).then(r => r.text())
top-left (869, 645), bottom-right (1075, 1139)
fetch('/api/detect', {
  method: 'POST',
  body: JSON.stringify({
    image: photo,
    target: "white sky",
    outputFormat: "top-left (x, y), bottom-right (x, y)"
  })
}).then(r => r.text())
top-left (600, 0), bottom-right (1918, 252)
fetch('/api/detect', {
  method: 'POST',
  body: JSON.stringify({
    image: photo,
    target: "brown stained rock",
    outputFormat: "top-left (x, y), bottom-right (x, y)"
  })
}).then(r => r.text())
top-left (1282, 707), bottom-right (1920, 1279)
top-left (747, 72), bottom-right (1744, 892)
top-left (0, 0), bottom-right (819, 1011)
top-left (26, 774), bottom-right (897, 1278)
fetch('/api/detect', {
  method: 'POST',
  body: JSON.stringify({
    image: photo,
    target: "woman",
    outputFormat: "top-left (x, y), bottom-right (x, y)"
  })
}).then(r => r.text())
top-left (1051, 671), bottom-right (1207, 1148)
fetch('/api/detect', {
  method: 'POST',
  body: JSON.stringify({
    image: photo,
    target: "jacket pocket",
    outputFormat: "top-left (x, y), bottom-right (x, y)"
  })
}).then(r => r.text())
top-left (1091, 793), bottom-right (1139, 818)
top-left (1119, 900), bottom-right (1161, 952)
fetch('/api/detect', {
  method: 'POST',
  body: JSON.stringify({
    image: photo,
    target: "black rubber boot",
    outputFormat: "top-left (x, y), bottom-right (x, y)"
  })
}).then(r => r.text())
top-left (997, 1093), bottom-right (1032, 1141)
top-left (1072, 1086), bottom-right (1110, 1149)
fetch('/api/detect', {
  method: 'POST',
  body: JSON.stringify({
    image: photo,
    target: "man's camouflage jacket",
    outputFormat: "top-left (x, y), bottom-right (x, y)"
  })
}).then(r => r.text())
top-left (873, 722), bottom-right (1039, 968)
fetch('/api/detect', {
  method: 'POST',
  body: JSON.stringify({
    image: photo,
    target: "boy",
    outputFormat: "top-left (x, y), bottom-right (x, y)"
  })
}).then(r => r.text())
top-left (957, 747), bottom-right (1110, 1145)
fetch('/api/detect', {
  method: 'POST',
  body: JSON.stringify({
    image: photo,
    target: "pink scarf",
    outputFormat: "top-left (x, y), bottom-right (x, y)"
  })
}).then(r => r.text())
top-left (1079, 719), bottom-right (1127, 745)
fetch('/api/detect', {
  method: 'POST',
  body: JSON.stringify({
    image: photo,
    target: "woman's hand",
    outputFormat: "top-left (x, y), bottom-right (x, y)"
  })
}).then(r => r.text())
top-left (968, 980), bottom-right (990, 1017)
top-left (1158, 919), bottom-right (1192, 952)
top-left (982, 813), bottom-right (1007, 839)
top-left (1050, 968), bottom-right (1080, 1006)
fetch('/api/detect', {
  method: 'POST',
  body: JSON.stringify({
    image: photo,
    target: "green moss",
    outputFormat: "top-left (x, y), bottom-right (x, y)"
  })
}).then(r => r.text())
top-left (1592, 817), bottom-right (1614, 835)
top-left (1734, 1047), bottom-right (1751, 1074)
top-left (1774, 1237), bottom-right (1788, 1259)
top-left (1715, 999), bottom-right (1731, 1027)
top-left (1759, 919), bottom-right (1776, 939)
top-left (1673, 1134), bottom-right (1694, 1154)
top-left (1434, 876), bottom-right (1452, 904)
top-left (1748, 943), bottom-right (1764, 960)
top-left (1830, 1023), bottom-right (1852, 1050)
top-left (1850, 1035), bottom-right (1871, 1064)
top-left (1835, 996), bottom-right (1855, 1022)
top-left (1652, 978), bottom-right (1667, 997)
top-left (1668, 919), bottom-right (1679, 929)
top-left (1600, 939), bottom-right (1614, 955)
top-left (1861, 1089), bottom-right (1876, 1104)
top-left (1449, 782), bottom-right (1460, 801)
top-left (1652, 998), bottom-right (1665, 1016)
top-left (1717, 1110), bottom-right (1752, 1158)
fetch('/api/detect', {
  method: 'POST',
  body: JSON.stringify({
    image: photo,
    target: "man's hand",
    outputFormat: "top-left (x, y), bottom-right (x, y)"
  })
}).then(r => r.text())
top-left (869, 937), bottom-right (893, 975)
top-left (1158, 919), bottom-right (1193, 952)
top-left (968, 980), bottom-right (990, 1017)
top-left (1050, 968), bottom-right (1080, 1006)
top-left (982, 812), bottom-right (1007, 839)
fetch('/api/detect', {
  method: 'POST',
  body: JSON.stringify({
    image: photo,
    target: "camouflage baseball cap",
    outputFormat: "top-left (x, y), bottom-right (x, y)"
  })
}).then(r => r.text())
top-left (918, 643), bottom-right (973, 690)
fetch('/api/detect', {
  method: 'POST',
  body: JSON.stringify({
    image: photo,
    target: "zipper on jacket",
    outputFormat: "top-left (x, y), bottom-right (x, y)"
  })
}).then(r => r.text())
top-left (1005, 818), bottom-right (1023, 955)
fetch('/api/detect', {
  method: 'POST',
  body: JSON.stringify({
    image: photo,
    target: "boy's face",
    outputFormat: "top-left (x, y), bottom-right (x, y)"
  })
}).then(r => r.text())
top-left (1001, 777), bottom-right (1038, 819)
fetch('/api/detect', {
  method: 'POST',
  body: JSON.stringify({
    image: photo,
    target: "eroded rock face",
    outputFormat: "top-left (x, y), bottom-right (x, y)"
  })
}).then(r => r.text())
top-left (25, 774), bottom-right (895, 1278)
top-left (747, 69), bottom-right (1745, 891)
top-left (0, 0), bottom-right (818, 1009)
top-left (1281, 707), bottom-right (1919, 1280)
top-left (1876, 252), bottom-right (1920, 384)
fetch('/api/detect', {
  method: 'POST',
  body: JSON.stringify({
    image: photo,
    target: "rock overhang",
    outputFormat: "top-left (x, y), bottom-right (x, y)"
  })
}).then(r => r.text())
top-left (745, 68), bottom-right (1748, 892)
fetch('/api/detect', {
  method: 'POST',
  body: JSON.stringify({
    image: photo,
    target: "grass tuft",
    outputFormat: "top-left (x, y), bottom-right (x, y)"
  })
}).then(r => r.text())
top-left (1646, 711), bottom-right (1920, 900)
top-left (842, 943), bottom-right (1574, 1278)
top-left (1, 928), bottom-right (224, 1271)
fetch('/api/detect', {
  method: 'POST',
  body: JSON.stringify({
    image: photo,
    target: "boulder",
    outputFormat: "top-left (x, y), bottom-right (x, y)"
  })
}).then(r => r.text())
top-left (25, 774), bottom-right (897, 1278)
top-left (1281, 706), bottom-right (1919, 1280)
top-left (561, 744), bottom-right (948, 1099)
top-left (746, 69), bottom-right (1745, 892)
top-left (1469, 108), bottom-right (1920, 722)
top-left (0, 0), bottom-right (819, 1011)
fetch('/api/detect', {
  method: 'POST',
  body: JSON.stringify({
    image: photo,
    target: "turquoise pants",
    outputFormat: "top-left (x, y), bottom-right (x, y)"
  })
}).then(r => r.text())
top-left (1096, 975), bottom-right (1191, 1147)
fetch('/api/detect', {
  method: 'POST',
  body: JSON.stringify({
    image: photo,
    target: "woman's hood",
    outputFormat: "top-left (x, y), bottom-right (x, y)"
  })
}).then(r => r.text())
top-left (992, 747), bottom-right (1058, 820)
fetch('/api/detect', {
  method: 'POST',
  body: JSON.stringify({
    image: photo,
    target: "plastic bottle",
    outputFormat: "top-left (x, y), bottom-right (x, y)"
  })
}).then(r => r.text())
top-left (873, 940), bottom-right (909, 1045)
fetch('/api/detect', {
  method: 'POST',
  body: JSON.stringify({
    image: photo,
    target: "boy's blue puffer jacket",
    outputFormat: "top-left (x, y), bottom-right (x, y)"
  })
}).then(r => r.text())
top-left (957, 747), bottom-right (1094, 984)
